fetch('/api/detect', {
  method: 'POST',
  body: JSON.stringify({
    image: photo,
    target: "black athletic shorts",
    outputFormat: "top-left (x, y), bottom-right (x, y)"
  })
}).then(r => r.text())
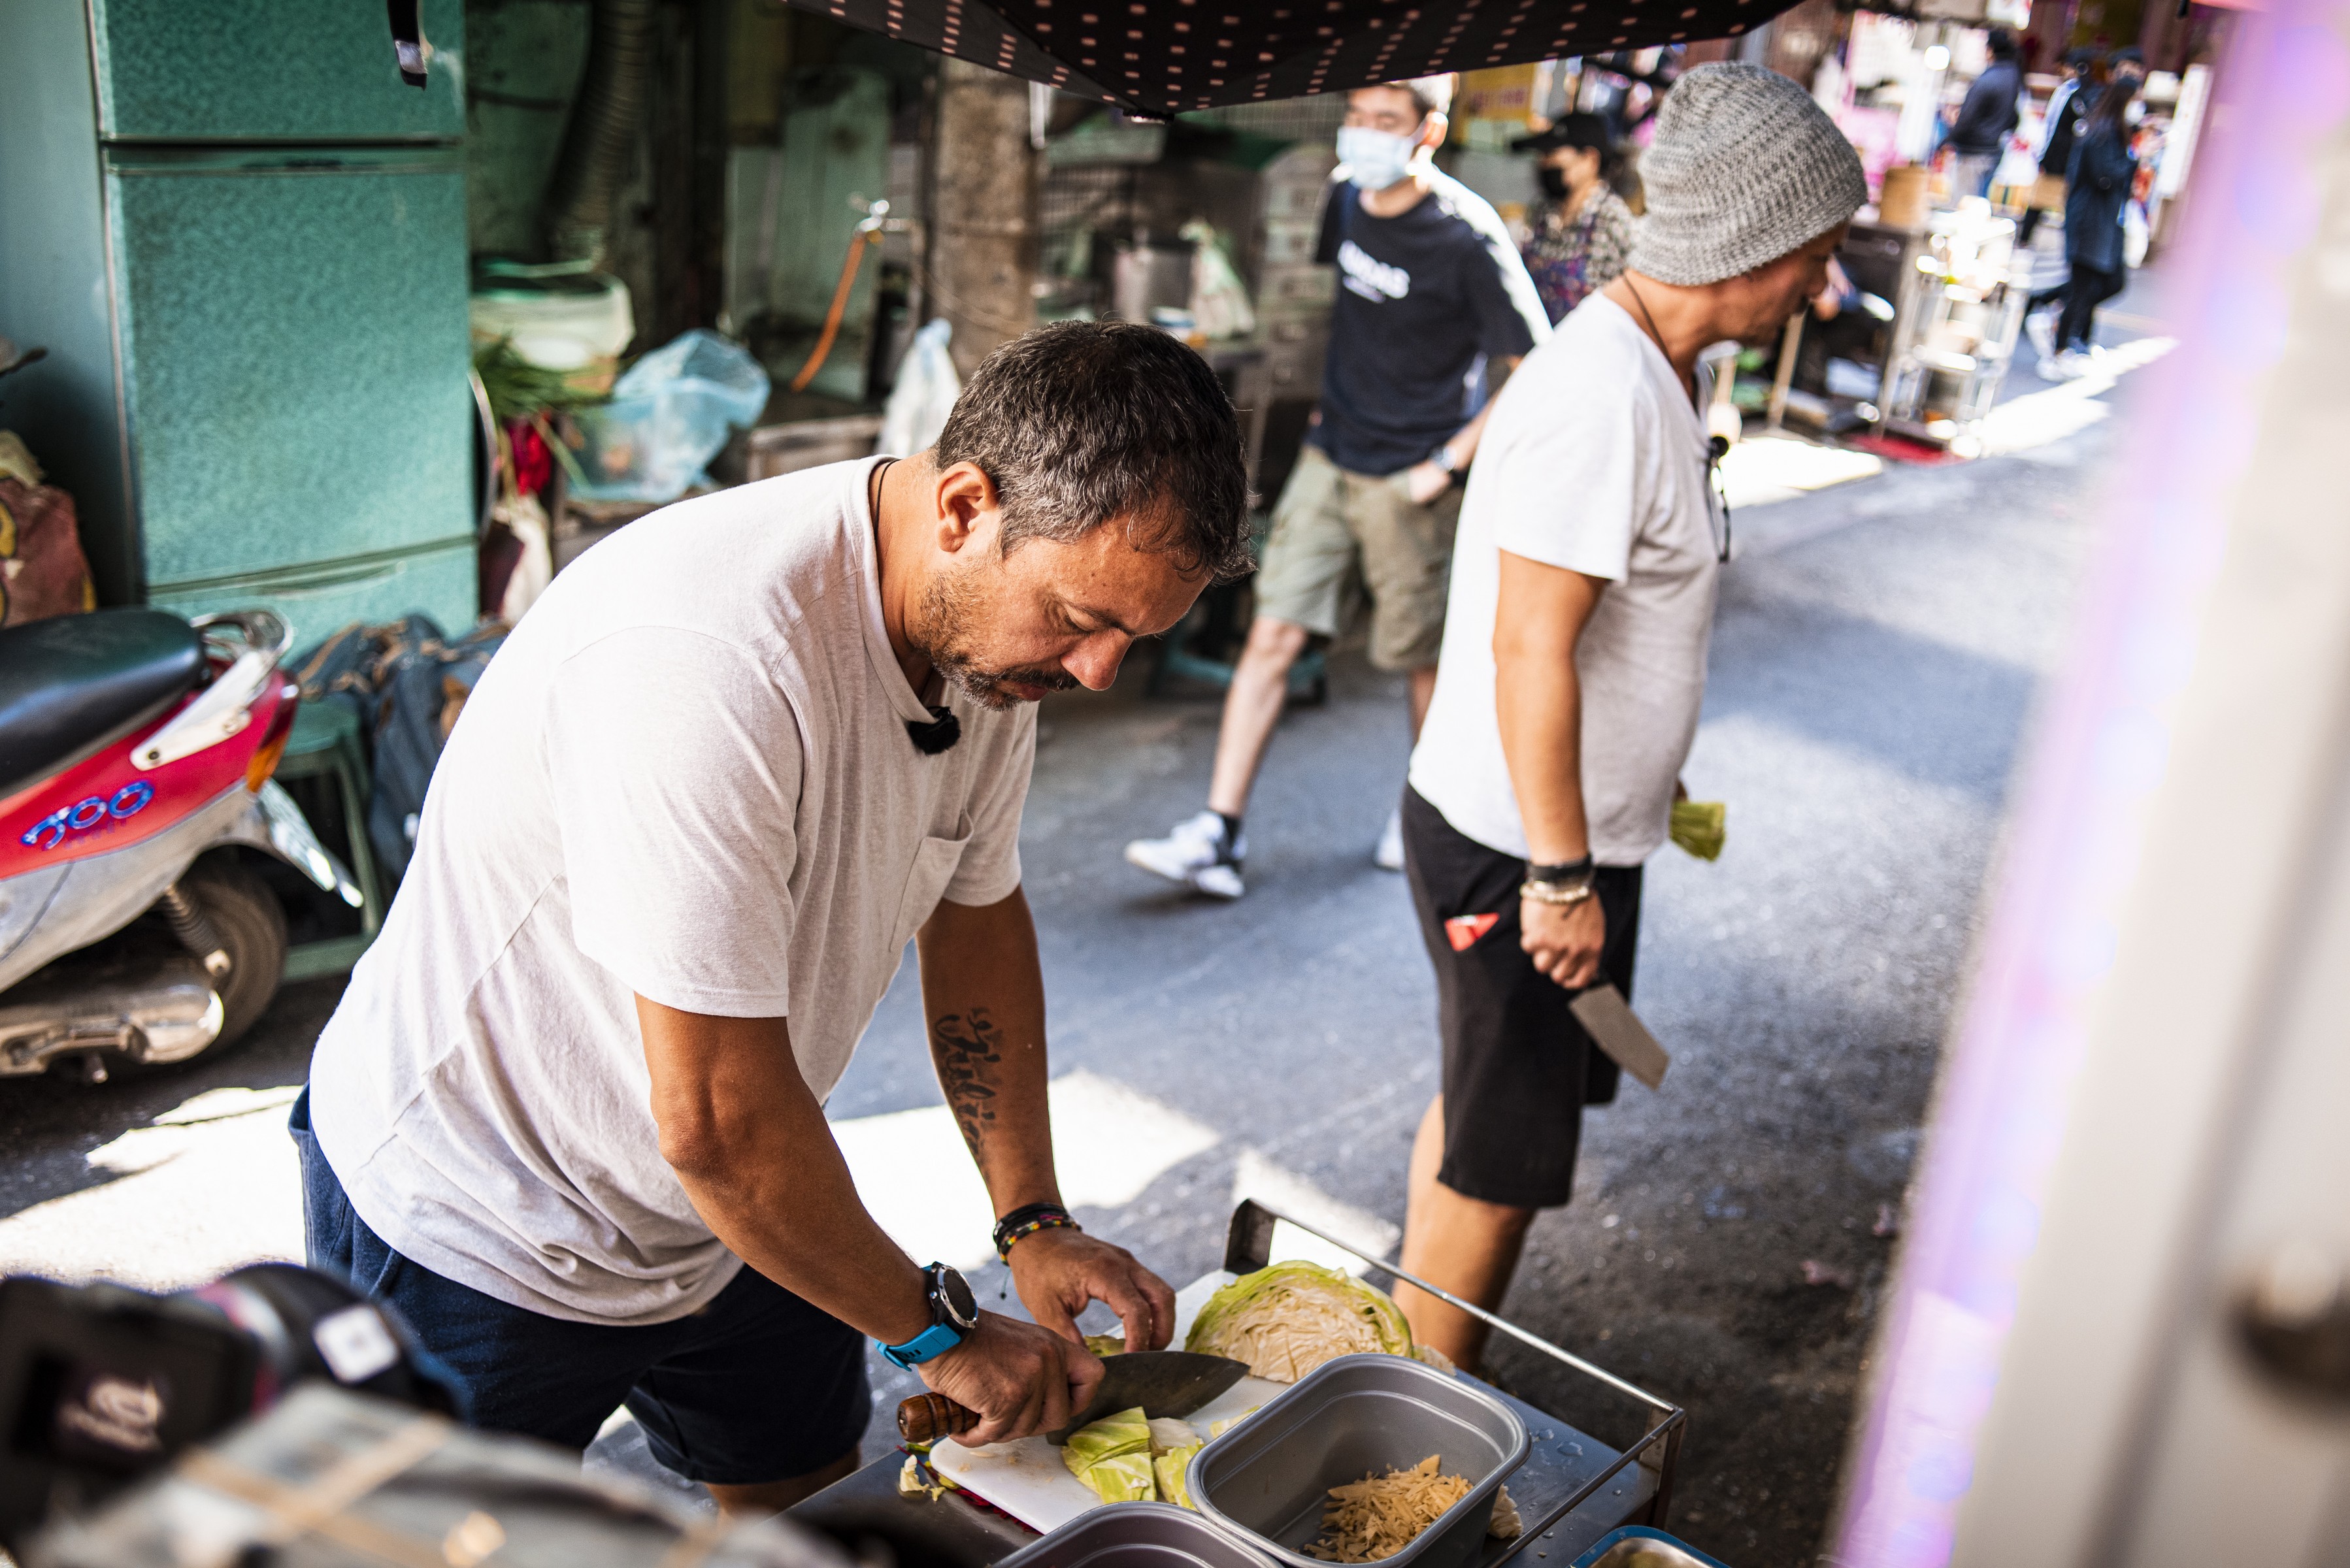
top-left (1401, 787), bottom-right (1644, 1210)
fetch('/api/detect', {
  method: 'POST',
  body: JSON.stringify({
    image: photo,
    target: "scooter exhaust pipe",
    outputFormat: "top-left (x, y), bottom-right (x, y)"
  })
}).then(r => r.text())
top-left (0, 956), bottom-right (224, 1077)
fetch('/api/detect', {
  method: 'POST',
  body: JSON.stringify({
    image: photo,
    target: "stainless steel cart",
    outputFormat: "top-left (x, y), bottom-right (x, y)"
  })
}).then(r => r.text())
top-left (1872, 204), bottom-right (2029, 453)
top-left (791, 1200), bottom-right (1685, 1568)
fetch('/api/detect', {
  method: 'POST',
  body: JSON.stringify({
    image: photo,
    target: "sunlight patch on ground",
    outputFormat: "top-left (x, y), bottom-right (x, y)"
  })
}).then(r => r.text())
top-left (0, 1084), bottom-right (305, 1289)
top-left (1229, 1148), bottom-right (1400, 1276)
top-left (831, 1070), bottom-right (1221, 1271)
top-left (1976, 336), bottom-right (2177, 455)
top-left (1719, 434), bottom-right (1885, 511)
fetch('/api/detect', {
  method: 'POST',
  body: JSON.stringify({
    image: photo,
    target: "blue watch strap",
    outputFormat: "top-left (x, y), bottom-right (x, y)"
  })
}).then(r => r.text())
top-left (879, 1320), bottom-right (967, 1369)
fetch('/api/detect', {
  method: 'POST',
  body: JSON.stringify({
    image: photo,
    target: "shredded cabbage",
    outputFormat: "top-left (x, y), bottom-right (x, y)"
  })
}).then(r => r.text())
top-left (1183, 1262), bottom-right (1418, 1382)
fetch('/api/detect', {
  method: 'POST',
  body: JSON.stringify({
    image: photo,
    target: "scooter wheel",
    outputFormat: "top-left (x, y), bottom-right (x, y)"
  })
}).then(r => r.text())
top-left (179, 856), bottom-right (289, 1053)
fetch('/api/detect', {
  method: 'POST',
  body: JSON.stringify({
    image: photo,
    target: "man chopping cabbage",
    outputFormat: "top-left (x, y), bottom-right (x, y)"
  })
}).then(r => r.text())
top-left (293, 324), bottom-right (1237, 1514)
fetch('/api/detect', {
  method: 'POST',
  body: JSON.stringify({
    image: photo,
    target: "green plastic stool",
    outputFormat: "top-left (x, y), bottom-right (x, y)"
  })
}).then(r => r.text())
top-left (272, 700), bottom-right (386, 981)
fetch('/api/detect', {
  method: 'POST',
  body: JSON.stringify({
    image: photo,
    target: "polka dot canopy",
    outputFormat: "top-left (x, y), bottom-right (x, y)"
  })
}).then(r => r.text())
top-left (785, 0), bottom-right (1776, 117)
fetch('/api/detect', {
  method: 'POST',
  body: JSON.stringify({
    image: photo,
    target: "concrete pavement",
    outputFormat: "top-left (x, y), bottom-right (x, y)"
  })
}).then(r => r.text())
top-left (0, 363), bottom-right (2145, 1563)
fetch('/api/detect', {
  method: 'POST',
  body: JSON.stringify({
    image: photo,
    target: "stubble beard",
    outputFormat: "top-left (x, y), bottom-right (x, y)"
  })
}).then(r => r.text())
top-left (914, 571), bottom-right (1080, 711)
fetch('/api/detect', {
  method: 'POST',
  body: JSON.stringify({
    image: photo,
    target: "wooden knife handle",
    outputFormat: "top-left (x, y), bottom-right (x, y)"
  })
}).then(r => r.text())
top-left (897, 1391), bottom-right (980, 1443)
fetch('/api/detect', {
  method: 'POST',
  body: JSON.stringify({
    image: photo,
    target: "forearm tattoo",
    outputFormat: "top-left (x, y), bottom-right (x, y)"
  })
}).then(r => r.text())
top-left (932, 1007), bottom-right (1004, 1161)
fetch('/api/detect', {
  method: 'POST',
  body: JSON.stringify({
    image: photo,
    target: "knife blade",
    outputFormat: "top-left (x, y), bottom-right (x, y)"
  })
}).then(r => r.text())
top-left (896, 1348), bottom-right (1250, 1445)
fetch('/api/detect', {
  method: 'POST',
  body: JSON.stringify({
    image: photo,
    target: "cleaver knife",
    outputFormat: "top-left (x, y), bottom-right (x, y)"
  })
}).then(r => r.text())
top-left (1572, 982), bottom-right (1672, 1090)
top-left (897, 1348), bottom-right (1249, 1445)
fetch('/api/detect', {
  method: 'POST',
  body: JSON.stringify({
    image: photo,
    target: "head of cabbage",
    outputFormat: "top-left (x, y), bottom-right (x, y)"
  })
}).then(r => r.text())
top-left (1182, 1262), bottom-right (1417, 1382)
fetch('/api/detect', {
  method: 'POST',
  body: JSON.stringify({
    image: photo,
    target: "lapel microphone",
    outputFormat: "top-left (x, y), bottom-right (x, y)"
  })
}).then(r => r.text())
top-left (906, 705), bottom-right (962, 755)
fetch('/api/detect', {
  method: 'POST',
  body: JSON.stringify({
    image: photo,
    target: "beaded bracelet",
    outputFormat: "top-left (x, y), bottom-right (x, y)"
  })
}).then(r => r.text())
top-left (993, 1203), bottom-right (1080, 1260)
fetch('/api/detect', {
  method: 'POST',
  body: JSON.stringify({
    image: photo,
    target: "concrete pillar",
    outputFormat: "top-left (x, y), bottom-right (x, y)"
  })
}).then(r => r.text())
top-left (927, 59), bottom-right (1040, 377)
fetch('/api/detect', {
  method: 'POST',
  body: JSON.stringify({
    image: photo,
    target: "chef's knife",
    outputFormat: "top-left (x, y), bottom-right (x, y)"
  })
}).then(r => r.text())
top-left (896, 1348), bottom-right (1249, 1445)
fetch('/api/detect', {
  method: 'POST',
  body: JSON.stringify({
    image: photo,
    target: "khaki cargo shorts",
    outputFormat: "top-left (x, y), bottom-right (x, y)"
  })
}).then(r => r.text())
top-left (1251, 444), bottom-right (1461, 671)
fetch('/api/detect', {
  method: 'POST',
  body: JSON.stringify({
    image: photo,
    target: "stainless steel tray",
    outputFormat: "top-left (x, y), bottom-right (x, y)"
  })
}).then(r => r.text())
top-left (997, 1503), bottom-right (1278, 1568)
top-left (1219, 1201), bottom-right (1687, 1558)
top-left (1190, 1354), bottom-right (1528, 1568)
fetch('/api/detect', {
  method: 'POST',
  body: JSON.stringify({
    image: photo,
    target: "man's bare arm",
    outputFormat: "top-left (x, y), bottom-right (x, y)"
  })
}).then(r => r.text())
top-left (637, 998), bottom-right (1097, 1442)
top-left (1494, 549), bottom-right (1610, 988)
top-left (918, 889), bottom-right (1176, 1348)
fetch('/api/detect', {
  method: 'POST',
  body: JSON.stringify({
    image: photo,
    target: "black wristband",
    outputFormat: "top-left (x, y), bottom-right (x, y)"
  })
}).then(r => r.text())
top-left (1526, 855), bottom-right (1595, 884)
top-left (993, 1203), bottom-right (1078, 1258)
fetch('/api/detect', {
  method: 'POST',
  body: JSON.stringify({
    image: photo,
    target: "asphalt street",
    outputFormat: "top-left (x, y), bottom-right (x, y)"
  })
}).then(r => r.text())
top-left (0, 372), bottom-right (2134, 1564)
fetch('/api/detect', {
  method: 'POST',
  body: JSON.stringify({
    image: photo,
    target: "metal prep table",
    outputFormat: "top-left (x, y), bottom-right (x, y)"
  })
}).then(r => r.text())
top-left (792, 1201), bottom-right (1683, 1568)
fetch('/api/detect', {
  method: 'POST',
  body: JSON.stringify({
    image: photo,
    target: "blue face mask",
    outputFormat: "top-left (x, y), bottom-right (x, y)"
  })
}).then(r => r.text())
top-left (1337, 124), bottom-right (1421, 192)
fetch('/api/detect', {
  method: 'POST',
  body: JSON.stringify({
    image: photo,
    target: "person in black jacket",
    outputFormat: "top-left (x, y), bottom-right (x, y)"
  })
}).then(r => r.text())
top-left (2048, 56), bottom-right (2144, 377)
top-left (2020, 48), bottom-right (2100, 248)
top-left (1945, 29), bottom-right (2023, 203)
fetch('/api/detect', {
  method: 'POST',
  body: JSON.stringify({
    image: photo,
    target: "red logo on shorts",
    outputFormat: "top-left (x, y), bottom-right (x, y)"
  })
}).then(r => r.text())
top-left (1444, 913), bottom-right (1500, 951)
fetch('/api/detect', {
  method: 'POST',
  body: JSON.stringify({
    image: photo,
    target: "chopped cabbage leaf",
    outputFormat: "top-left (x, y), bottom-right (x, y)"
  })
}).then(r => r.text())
top-left (1184, 1262), bottom-right (1417, 1382)
top-left (1085, 1333), bottom-right (1126, 1358)
top-left (1208, 1407), bottom-right (1261, 1439)
top-left (1147, 1417), bottom-right (1202, 1455)
top-left (1063, 1407), bottom-right (1156, 1503)
top-left (1155, 1443), bottom-right (1202, 1510)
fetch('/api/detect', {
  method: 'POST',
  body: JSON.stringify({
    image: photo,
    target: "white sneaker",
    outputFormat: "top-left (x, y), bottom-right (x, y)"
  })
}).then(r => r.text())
top-left (2051, 348), bottom-right (2089, 379)
top-left (1374, 807), bottom-right (1405, 872)
top-left (1124, 809), bottom-right (1246, 899)
top-left (2025, 311), bottom-right (2056, 362)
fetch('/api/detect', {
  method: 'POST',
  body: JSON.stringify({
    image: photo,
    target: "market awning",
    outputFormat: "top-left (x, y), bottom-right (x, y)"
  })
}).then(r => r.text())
top-left (782, 0), bottom-right (1795, 117)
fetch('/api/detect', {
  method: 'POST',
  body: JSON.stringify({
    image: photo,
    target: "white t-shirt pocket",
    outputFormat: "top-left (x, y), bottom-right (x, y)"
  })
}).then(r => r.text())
top-left (893, 830), bottom-right (971, 950)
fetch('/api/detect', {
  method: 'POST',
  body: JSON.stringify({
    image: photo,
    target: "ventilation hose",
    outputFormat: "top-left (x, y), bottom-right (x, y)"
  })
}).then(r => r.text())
top-left (542, 0), bottom-right (655, 265)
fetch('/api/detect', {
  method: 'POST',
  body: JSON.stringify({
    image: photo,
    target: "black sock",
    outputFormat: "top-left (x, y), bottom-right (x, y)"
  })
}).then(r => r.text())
top-left (1214, 811), bottom-right (1243, 849)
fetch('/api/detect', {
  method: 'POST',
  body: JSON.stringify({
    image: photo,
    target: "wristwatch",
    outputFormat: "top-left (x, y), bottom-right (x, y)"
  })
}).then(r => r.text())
top-left (1428, 444), bottom-right (1463, 478)
top-left (878, 1262), bottom-right (980, 1368)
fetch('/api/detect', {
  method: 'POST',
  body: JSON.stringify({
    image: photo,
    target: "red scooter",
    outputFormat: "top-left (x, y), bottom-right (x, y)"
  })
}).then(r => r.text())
top-left (0, 608), bottom-right (359, 1081)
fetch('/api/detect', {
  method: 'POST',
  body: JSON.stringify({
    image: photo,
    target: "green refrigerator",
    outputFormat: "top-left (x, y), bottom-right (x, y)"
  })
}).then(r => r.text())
top-left (0, 0), bottom-right (476, 642)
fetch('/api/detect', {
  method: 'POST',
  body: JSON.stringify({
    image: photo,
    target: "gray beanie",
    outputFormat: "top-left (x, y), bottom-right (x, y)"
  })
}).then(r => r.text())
top-left (1625, 62), bottom-right (1868, 287)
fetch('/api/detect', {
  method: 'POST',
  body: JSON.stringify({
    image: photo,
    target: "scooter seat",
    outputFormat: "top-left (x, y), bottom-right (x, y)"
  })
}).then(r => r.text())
top-left (0, 610), bottom-right (206, 801)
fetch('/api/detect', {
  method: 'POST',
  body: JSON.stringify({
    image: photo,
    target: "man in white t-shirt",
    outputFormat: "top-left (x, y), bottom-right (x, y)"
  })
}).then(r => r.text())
top-left (294, 323), bottom-right (1251, 1509)
top-left (1393, 65), bottom-right (1867, 1369)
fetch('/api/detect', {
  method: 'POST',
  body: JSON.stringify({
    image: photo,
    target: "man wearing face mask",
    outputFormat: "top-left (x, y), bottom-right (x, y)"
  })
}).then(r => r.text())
top-left (1515, 114), bottom-right (1634, 326)
top-left (1125, 75), bottom-right (1549, 899)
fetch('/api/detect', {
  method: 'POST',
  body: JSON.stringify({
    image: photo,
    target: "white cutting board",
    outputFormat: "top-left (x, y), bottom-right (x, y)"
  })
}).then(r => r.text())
top-left (927, 1271), bottom-right (1283, 1532)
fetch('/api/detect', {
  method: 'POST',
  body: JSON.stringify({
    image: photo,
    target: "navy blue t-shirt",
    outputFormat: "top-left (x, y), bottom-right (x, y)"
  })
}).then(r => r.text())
top-left (1309, 172), bottom-right (1549, 478)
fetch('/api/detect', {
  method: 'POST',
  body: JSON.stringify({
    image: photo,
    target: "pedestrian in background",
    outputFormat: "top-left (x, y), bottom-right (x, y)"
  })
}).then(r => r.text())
top-left (1514, 113), bottom-right (1636, 325)
top-left (1390, 63), bottom-right (1865, 1371)
top-left (1123, 75), bottom-right (1549, 899)
top-left (2047, 52), bottom-right (2145, 378)
top-left (1944, 27), bottom-right (2023, 204)
top-left (2020, 47), bottom-right (2100, 250)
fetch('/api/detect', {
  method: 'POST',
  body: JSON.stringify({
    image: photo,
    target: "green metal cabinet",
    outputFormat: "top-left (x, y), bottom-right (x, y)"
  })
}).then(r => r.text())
top-left (88, 0), bottom-right (466, 143)
top-left (0, 0), bottom-right (474, 645)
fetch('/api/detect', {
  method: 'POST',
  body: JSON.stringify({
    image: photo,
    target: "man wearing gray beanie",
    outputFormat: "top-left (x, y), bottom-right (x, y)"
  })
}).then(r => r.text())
top-left (1391, 63), bottom-right (1867, 1369)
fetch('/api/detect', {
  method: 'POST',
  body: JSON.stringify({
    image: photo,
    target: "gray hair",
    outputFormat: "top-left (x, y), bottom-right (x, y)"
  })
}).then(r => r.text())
top-left (935, 321), bottom-right (1254, 582)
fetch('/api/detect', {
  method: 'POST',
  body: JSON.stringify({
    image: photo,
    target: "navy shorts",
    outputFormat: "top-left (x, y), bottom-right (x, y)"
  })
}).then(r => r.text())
top-left (290, 1090), bottom-right (870, 1486)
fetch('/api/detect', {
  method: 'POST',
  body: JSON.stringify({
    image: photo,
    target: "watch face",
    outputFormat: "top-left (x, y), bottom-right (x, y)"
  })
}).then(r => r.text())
top-left (936, 1266), bottom-right (979, 1329)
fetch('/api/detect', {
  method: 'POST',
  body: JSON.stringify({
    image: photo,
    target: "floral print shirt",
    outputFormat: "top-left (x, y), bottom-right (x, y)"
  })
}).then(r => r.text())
top-left (1519, 186), bottom-right (1634, 325)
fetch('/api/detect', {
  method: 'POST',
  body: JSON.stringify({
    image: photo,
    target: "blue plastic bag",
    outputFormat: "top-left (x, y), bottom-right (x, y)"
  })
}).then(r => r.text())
top-left (568, 329), bottom-right (771, 502)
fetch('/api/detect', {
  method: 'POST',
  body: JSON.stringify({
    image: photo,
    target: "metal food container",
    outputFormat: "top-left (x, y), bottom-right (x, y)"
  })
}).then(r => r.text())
top-left (1566, 1527), bottom-right (1731, 1568)
top-left (1189, 1354), bottom-right (1530, 1568)
top-left (997, 1502), bottom-right (1279, 1568)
